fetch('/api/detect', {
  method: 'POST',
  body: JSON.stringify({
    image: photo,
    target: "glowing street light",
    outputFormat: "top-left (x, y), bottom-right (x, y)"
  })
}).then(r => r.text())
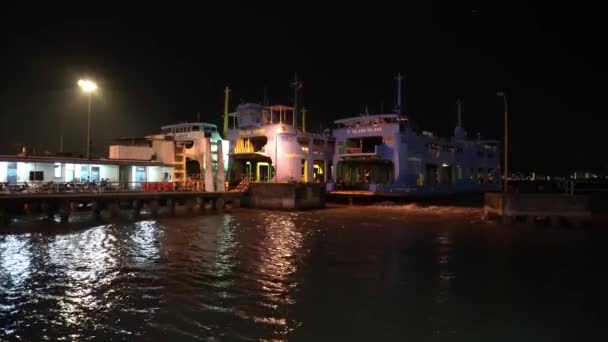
top-left (78, 79), bottom-right (98, 159)
top-left (78, 79), bottom-right (97, 93)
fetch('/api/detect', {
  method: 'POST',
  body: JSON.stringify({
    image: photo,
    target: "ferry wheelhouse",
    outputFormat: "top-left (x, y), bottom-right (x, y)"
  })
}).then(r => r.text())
top-left (331, 112), bottom-right (501, 193)
top-left (226, 103), bottom-right (334, 187)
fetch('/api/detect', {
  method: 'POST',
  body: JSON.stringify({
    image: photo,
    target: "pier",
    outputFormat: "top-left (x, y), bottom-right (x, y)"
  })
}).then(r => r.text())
top-left (483, 192), bottom-right (591, 226)
top-left (0, 191), bottom-right (242, 224)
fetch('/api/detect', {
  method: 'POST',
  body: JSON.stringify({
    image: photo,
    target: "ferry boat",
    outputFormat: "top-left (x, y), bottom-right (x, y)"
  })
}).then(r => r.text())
top-left (331, 79), bottom-right (501, 194)
top-left (225, 103), bottom-right (334, 187)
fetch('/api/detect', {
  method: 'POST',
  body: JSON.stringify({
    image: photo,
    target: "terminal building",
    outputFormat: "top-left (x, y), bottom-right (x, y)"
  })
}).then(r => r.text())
top-left (0, 151), bottom-right (172, 190)
top-left (108, 122), bottom-right (229, 191)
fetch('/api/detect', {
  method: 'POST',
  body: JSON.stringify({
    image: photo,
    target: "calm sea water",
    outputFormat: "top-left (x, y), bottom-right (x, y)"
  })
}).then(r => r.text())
top-left (1, 205), bottom-right (606, 341)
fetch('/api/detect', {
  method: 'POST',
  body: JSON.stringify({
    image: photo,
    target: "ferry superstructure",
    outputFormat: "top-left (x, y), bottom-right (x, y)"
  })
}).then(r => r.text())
top-left (331, 82), bottom-right (501, 193)
top-left (225, 103), bottom-right (334, 186)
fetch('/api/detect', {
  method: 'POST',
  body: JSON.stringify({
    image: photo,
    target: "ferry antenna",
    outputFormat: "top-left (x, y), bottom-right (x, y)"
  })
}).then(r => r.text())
top-left (456, 98), bottom-right (463, 127)
top-left (395, 72), bottom-right (405, 115)
top-left (291, 73), bottom-right (303, 131)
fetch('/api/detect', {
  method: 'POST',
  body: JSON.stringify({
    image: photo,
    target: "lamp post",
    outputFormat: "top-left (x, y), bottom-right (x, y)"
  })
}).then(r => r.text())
top-left (78, 79), bottom-right (98, 159)
top-left (497, 91), bottom-right (508, 193)
top-left (275, 127), bottom-right (280, 182)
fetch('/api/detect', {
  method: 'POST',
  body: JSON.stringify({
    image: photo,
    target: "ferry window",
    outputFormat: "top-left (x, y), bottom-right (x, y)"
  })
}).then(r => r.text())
top-left (327, 141), bottom-right (336, 150)
top-left (477, 168), bottom-right (485, 184)
top-left (192, 126), bottom-right (200, 131)
top-left (399, 118), bottom-right (408, 132)
top-left (54, 163), bottom-right (61, 178)
top-left (29, 171), bottom-right (43, 181)
top-left (297, 137), bottom-right (310, 146)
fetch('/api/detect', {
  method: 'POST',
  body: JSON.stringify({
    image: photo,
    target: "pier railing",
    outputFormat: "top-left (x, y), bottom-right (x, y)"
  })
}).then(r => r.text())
top-left (0, 181), bottom-right (206, 195)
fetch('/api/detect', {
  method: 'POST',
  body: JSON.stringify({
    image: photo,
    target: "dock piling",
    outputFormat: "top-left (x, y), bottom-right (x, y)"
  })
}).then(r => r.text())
top-left (167, 199), bottom-right (176, 216)
top-left (108, 202), bottom-right (121, 219)
top-left (214, 198), bottom-right (225, 210)
top-left (131, 200), bottom-right (141, 220)
top-left (91, 202), bottom-right (102, 221)
top-left (150, 200), bottom-right (160, 217)
top-left (59, 202), bottom-right (71, 223)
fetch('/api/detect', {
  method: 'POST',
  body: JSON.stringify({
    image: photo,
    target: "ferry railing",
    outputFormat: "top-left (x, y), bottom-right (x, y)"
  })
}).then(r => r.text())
top-left (0, 181), bottom-right (207, 195)
top-left (560, 179), bottom-right (608, 195)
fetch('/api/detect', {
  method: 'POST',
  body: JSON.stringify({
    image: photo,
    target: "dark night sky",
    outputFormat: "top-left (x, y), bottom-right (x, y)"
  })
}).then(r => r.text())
top-left (0, 2), bottom-right (605, 175)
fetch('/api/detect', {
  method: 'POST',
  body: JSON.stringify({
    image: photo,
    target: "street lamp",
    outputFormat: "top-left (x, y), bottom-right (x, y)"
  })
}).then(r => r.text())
top-left (497, 91), bottom-right (508, 193)
top-left (78, 79), bottom-right (98, 159)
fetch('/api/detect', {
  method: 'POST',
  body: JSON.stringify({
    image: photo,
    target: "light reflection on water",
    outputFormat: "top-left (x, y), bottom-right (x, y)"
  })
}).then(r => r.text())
top-left (1, 206), bottom-right (606, 341)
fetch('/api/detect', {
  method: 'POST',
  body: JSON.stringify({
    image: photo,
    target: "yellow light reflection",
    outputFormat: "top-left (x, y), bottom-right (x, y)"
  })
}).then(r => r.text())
top-left (254, 213), bottom-right (304, 337)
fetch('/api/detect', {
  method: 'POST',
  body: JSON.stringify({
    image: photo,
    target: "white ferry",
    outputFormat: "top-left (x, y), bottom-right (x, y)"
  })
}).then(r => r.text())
top-left (331, 79), bottom-right (501, 194)
top-left (225, 103), bottom-right (334, 187)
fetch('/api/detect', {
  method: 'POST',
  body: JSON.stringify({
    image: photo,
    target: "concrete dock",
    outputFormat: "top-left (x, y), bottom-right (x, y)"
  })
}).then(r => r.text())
top-left (483, 192), bottom-right (591, 226)
top-left (242, 183), bottom-right (326, 210)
